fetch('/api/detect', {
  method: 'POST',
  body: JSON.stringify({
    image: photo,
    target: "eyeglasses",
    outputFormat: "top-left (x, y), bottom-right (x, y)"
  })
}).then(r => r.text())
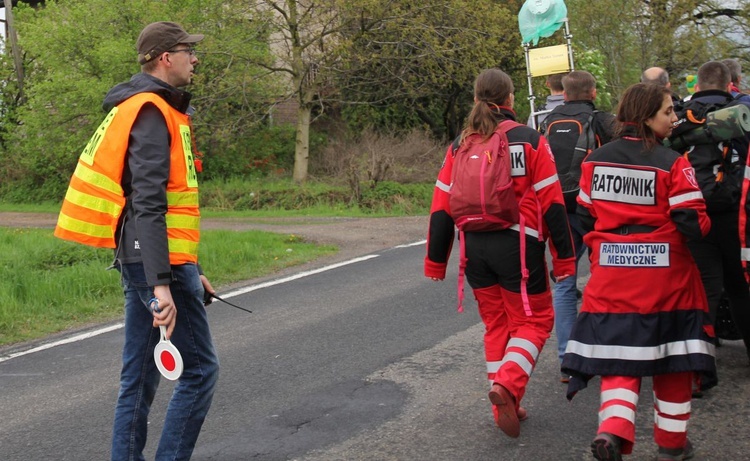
top-left (167, 48), bottom-right (196, 56)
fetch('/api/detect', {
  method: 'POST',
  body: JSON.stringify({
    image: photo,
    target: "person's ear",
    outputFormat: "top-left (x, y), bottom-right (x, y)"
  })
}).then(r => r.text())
top-left (160, 51), bottom-right (172, 66)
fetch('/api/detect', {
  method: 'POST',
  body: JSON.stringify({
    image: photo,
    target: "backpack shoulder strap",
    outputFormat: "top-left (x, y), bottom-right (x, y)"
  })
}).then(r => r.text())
top-left (581, 111), bottom-right (597, 150)
top-left (496, 119), bottom-right (523, 135)
top-left (451, 135), bottom-right (462, 154)
top-left (537, 106), bottom-right (566, 134)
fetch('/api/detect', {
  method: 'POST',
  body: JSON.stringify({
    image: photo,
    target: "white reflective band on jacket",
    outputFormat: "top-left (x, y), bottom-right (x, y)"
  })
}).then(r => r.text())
top-left (565, 339), bottom-right (714, 361)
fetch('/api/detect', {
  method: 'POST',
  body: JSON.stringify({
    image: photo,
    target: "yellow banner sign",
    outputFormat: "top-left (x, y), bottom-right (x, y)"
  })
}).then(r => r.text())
top-left (528, 44), bottom-right (570, 77)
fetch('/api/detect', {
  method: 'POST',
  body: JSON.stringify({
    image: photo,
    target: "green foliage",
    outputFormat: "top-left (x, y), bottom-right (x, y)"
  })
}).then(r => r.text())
top-left (0, 0), bottom-right (748, 203)
top-left (566, 0), bottom-right (749, 100)
top-left (198, 124), bottom-right (331, 180)
top-left (358, 181), bottom-right (432, 213)
top-left (6, 0), bottom-right (153, 200)
top-left (337, 0), bottom-right (525, 142)
top-left (0, 0), bottom-right (275, 202)
top-left (574, 47), bottom-right (614, 112)
top-left (201, 125), bottom-right (295, 179)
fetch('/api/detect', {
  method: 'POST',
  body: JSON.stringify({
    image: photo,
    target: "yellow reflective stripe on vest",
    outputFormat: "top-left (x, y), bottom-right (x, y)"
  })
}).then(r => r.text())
top-left (64, 187), bottom-right (122, 217)
top-left (166, 214), bottom-right (200, 230)
top-left (80, 107), bottom-right (118, 166)
top-left (179, 125), bottom-right (199, 188)
top-left (167, 191), bottom-right (199, 207)
top-left (57, 212), bottom-right (113, 239)
top-left (74, 163), bottom-right (123, 196)
top-left (168, 238), bottom-right (199, 256)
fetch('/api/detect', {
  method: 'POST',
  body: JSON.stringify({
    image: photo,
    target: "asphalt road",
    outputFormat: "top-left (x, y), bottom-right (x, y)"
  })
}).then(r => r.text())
top-left (1, 241), bottom-right (749, 460)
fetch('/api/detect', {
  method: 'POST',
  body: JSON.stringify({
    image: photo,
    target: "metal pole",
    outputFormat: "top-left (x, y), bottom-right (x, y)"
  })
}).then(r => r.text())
top-left (563, 17), bottom-right (575, 72)
top-left (524, 42), bottom-right (537, 130)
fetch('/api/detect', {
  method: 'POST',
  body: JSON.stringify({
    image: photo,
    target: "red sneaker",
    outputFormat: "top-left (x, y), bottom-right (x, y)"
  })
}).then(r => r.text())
top-left (488, 383), bottom-right (520, 438)
top-left (492, 405), bottom-right (527, 423)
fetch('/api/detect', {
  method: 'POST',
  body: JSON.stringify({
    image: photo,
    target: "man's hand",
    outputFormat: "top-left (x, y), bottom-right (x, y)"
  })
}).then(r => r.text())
top-left (200, 274), bottom-right (215, 306)
top-left (152, 285), bottom-right (177, 339)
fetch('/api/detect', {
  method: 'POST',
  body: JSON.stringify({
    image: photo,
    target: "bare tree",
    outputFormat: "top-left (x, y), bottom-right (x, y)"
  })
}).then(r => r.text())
top-left (252, 0), bottom-right (382, 182)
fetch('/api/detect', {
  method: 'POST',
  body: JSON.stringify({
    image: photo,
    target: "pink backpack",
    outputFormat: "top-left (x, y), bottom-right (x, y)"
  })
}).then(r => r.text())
top-left (450, 120), bottom-right (535, 313)
top-left (449, 120), bottom-right (520, 232)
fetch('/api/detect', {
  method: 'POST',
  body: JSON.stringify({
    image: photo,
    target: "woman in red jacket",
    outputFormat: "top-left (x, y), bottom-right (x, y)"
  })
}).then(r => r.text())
top-left (425, 68), bottom-right (575, 438)
top-left (562, 83), bottom-right (717, 461)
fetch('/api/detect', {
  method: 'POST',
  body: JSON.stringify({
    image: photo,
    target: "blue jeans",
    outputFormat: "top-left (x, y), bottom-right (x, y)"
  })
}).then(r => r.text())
top-left (112, 263), bottom-right (219, 461)
top-left (553, 214), bottom-right (587, 365)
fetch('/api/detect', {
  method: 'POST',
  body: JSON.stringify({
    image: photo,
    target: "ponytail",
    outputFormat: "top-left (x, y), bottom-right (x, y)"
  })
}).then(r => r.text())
top-left (462, 69), bottom-right (514, 143)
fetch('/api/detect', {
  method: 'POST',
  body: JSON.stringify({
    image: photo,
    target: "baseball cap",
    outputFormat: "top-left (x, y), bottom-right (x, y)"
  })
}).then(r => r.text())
top-left (137, 21), bottom-right (204, 64)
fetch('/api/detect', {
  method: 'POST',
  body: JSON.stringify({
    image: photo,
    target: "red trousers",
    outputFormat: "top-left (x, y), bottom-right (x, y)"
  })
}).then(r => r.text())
top-left (474, 284), bottom-right (553, 407)
top-left (598, 372), bottom-right (692, 453)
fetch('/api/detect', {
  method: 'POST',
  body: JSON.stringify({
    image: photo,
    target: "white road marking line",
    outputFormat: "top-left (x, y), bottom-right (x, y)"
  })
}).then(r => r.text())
top-left (0, 323), bottom-right (124, 364)
top-left (220, 254), bottom-right (379, 299)
top-left (0, 251), bottom-right (396, 363)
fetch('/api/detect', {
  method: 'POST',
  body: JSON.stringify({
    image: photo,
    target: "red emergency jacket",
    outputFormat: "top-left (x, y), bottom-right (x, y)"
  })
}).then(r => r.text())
top-left (562, 134), bottom-right (716, 396)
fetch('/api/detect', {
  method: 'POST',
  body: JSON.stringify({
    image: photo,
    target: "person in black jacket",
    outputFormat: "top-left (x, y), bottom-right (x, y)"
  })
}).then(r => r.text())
top-left (539, 71), bottom-right (615, 381)
top-left (682, 61), bottom-right (750, 367)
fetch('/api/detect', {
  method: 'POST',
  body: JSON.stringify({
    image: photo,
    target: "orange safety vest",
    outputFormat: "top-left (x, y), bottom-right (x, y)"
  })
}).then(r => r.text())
top-left (54, 92), bottom-right (200, 265)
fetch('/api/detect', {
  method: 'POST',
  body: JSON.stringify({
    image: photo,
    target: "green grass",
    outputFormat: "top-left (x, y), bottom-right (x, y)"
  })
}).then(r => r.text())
top-left (198, 178), bottom-right (431, 215)
top-left (0, 202), bottom-right (62, 213)
top-left (0, 228), bottom-right (336, 347)
top-left (0, 177), bottom-right (433, 217)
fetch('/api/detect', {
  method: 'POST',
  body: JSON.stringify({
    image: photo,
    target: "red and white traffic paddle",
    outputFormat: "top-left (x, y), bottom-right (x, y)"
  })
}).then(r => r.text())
top-left (150, 299), bottom-right (183, 381)
top-left (154, 324), bottom-right (183, 381)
